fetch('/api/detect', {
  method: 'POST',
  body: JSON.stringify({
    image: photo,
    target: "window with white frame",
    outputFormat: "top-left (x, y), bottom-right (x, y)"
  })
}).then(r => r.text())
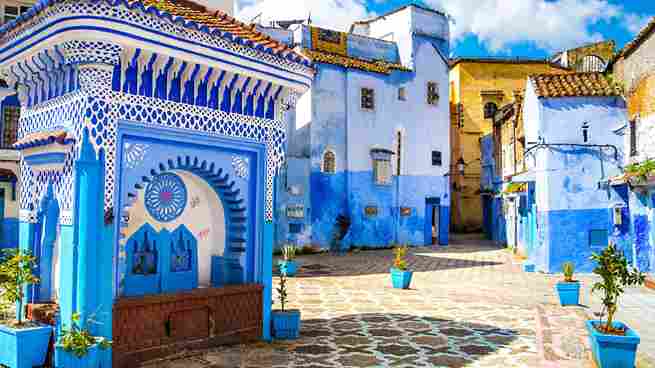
top-left (2, 2), bottom-right (33, 25)
top-left (322, 150), bottom-right (336, 174)
top-left (371, 148), bottom-right (393, 185)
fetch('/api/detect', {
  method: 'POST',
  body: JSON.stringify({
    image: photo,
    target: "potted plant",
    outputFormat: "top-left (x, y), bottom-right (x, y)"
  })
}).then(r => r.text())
top-left (277, 244), bottom-right (299, 277)
top-left (0, 249), bottom-right (52, 368)
top-left (271, 270), bottom-right (301, 339)
top-left (556, 261), bottom-right (580, 306)
top-left (55, 312), bottom-right (112, 368)
top-left (587, 243), bottom-right (645, 368)
top-left (390, 246), bottom-right (413, 289)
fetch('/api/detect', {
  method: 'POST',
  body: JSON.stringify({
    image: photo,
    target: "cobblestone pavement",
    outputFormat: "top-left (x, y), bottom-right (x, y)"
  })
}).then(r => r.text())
top-left (141, 240), bottom-right (654, 368)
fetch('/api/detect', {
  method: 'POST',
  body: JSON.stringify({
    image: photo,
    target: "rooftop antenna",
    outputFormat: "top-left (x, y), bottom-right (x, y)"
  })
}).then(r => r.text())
top-left (250, 12), bottom-right (262, 24)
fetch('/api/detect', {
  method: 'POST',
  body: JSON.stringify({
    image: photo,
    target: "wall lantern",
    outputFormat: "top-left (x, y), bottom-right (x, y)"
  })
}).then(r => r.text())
top-left (457, 157), bottom-right (466, 176)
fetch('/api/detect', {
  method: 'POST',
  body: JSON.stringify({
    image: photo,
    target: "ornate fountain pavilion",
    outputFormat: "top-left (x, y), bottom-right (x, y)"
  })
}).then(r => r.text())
top-left (0, 0), bottom-right (312, 366)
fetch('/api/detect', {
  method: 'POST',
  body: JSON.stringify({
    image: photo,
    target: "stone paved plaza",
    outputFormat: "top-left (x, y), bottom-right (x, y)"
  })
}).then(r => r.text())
top-left (141, 240), bottom-right (655, 368)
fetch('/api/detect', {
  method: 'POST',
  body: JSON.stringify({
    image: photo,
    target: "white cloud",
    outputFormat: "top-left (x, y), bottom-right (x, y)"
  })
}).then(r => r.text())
top-left (226, 0), bottom-right (651, 55)
top-left (623, 13), bottom-right (652, 35)
top-left (235, 0), bottom-right (374, 31)
top-left (424, 0), bottom-right (650, 54)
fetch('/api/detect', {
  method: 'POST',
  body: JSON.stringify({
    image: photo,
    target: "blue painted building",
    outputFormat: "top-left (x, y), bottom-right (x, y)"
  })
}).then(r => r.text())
top-left (607, 20), bottom-right (655, 279)
top-left (0, 0), bottom-right (311, 366)
top-left (518, 73), bottom-right (626, 273)
top-left (263, 5), bottom-right (452, 250)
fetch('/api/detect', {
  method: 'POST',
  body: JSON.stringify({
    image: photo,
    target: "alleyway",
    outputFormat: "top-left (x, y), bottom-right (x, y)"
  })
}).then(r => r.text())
top-left (141, 240), bottom-right (655, 368)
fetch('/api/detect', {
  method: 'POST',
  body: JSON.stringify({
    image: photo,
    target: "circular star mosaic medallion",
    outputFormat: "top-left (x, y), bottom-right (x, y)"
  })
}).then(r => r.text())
top-left (145, 173), bottom-right (187, 222)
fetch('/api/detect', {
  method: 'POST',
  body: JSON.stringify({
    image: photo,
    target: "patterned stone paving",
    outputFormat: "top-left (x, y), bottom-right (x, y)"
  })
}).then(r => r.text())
top-left (140, 241), bottom-right (654, 367)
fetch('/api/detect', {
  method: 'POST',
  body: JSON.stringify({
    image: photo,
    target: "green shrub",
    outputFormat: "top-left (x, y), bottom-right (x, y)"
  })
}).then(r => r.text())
top-left (562, 262), bottom-right (575, 282)
top-left (590, 244), bottom-right (645, 333)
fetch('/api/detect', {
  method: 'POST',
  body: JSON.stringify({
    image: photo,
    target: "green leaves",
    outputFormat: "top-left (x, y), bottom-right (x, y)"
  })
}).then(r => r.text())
top-left (59, 313), bottom-right (112, 358)
top-left (0, 249), bottom-right (40, 325)
top-left (282, 245), bottom-right (297, 261)
top-left (590, 243), bottom-right (645, 332)
top-left (393, 246), bottom-right (409, 271)
top-left (625, 159), bottom-right (655, 182)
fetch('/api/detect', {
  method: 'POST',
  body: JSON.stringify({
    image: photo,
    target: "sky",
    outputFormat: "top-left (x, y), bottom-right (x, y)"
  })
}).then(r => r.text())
top-left (229, 0), bottom-right (655, 59)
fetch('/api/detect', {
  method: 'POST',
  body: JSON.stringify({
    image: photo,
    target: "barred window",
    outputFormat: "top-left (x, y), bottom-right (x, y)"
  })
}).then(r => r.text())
top-left (427, 82), bottom-right (439, 105)
top-left (2, 105), bottom-right (19, 148)
top-left (361, 88), bottom-right (375, 110)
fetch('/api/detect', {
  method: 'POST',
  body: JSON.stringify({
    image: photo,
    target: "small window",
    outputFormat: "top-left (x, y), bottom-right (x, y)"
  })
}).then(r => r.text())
top-left (2, 105), bottom-right (19, 148)
top-left (322, 150), bottom-right (336, 174)
top-left (398, 87), bottom-right (407, 101)
top-left (289, 223), bottom-right (303, 234)
top-left (484, 102), bottom-right (498, 119)
top-left (630, 119), bottom-right (638, 157)
top-left (427, 82), bottom-right (438, 105)
top-left (432, 151), bottom-right (442, 166)
top-left (582, 122), bottom-right (590, 143)
top-left (361, 88), bottom-right (375, 110)
top-left (373, 159), bottom-right (391, 185)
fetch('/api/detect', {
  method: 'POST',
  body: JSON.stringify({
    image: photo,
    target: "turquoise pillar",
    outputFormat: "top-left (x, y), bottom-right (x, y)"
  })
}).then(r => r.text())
top-left (58, 225), bottom-right (76, 329)
top-left (262, 221), bottom-right (273, 341)
top-left (73, 128), bottom-right (105, 331)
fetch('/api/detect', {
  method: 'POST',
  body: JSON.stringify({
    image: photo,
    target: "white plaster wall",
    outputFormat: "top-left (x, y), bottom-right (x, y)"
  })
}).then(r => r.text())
top-left (631, 114), bottom-right (655, 163)
top-left (342, 38), bottom-right (450, 177)
top-left (367, 8), bottom-right (413, 67)
top-left (535, 94), bottom-right (626, 212)
top-left (296, 88), bottom-right (312, 130)
top-left (523, 81), bottom-right (550, 208)
top-left (122, 171), bottom-right (226, 287)
top-left (365, 6), bottom-right (449, 68)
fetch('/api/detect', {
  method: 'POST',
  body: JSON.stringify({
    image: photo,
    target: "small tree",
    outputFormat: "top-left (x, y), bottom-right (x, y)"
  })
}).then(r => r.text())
top-left (0, 249), bottom-right (40, 326)
top-left (590, 244), bottom-right (645, 333)
top-left (276, 269), bottom-right (288, 312)
top-left (393, 246), bottom-right (408, 271)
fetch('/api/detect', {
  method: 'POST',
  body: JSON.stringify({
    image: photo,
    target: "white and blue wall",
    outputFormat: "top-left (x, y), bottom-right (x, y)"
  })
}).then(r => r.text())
top-left (523, 81), bottom-right (626, 273)
top-left (276, 6), bottom-right (451, 249)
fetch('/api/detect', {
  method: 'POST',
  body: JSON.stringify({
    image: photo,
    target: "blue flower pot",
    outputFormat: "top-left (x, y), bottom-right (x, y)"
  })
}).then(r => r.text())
top-left (586, 320), bottom-right (640, 368)
top-left (272, 310), bottom-right (301, 340)
top-left (556, 281), bottom-right (580, 306)
top-left (278, 260), bottom-right (298, 277)
top-left (54, 342), bottom-right (101, 368)
top-left (0, 323), bottom-right (52, 368)
top-left (390, 268), bottom-right (413, 289)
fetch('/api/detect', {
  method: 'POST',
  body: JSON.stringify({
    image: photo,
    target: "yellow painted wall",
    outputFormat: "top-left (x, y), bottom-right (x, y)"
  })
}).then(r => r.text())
top-left (449, 61), bottom-right (566, 232)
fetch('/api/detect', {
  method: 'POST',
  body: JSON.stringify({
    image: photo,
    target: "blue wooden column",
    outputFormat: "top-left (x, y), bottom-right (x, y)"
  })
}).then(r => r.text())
top-left (73, 128), bottom-right (105, 329)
